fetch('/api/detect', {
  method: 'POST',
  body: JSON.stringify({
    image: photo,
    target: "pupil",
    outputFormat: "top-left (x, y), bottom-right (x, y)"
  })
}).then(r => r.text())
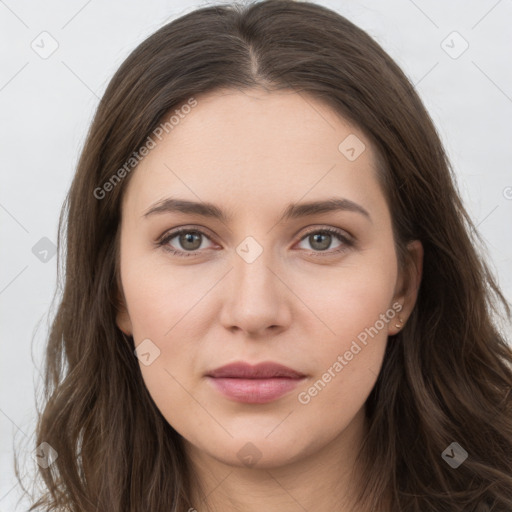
top-left (181, 232), bottom-right (200, 250)
top-left (312, 233), bottom-right (330, 251)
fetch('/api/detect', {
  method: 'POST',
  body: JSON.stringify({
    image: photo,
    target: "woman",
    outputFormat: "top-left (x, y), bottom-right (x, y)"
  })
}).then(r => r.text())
top-left (18, 0), bottom-right (512, 510)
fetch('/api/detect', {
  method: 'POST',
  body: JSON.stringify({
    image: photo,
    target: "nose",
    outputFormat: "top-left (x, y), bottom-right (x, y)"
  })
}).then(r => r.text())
top-left (219, 244), bottom-right (292, 337)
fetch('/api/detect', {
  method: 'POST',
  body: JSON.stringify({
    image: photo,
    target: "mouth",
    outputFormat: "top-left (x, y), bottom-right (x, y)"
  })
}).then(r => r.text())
top-left (205, 361), bottom-right (306, 404)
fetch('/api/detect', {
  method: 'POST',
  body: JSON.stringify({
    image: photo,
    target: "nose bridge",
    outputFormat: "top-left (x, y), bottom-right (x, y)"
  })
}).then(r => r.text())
top-left (234, 234), bottom-right (279, 304)
top-left (235, 237), bottom-right (274, 293)
top-left (220, 234), bottom-right (289, 334)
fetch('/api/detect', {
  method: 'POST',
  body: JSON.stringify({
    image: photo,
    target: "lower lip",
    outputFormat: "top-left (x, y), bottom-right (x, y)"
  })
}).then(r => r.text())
top-left (207, 376), bottom-right (304, 404)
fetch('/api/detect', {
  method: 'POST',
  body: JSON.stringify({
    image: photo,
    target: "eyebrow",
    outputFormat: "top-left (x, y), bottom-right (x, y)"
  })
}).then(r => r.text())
top-left (142, 196), bottom-right (371, 223)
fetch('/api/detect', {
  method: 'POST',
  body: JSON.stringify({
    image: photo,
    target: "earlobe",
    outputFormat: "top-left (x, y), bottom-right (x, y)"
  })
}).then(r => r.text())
top-left (116, 309), bottom-right (133, 336)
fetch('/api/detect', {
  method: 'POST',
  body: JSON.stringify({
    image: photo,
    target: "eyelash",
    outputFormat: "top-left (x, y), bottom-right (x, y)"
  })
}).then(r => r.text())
top-left (156, 225), bottom-right (354, 259)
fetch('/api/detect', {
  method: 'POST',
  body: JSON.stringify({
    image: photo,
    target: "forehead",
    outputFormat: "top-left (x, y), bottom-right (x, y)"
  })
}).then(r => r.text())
top-left (122, 88), bottom-right (384, 218)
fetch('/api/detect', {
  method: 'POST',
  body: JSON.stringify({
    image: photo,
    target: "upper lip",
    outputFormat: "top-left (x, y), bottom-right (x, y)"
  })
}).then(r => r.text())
top-left (206, 361), bottom-right (306, 379)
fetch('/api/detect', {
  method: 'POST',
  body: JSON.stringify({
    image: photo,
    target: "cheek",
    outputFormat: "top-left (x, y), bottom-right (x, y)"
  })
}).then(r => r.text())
top-left (118, 239), bottom-right (205, 390)
top-left (291, 246), bottom-right (397, 410)
top-left (293, 285), bottom-right (394, 438)
top-left (122, 263), bottom-right (204, 422)
top-left (121, 248), bottom-right (206, 341)
top-left (123, 269), bottom-right (202, 399)
top-left (291, 242), bottom-right (398, 347)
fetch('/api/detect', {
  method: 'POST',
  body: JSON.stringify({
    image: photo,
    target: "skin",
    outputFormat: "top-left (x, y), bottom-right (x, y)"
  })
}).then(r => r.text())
top-left (116, 88), bottom-right (423, 512)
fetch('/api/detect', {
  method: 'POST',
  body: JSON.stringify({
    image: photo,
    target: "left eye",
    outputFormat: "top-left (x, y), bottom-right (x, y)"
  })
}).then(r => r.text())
top-left (157, 226), bottom-right (352, 258)
top-left (297, 229), bottom-right (347, 253)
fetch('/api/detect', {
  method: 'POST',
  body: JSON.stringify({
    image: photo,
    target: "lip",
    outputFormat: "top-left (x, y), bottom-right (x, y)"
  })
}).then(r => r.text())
top-left (207, 361), bottom-right (306, 379)
top-left (206, 361), bottom-right (306, 404)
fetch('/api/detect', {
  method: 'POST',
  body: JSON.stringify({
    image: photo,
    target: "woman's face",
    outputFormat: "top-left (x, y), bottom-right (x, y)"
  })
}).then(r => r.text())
top-left (116, 88), bottom-right (422, 469)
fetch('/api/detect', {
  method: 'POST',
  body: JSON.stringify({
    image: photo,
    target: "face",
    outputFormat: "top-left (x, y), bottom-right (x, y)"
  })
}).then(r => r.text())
top-left (116, 88), bottom-right (422, 470)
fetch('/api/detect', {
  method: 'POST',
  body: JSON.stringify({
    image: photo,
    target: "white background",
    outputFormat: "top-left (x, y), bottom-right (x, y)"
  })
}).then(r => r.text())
top-left (1, 0), bottom-right (511, 509)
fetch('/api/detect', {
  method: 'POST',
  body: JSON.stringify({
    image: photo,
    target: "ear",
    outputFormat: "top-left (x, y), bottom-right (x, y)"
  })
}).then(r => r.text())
top-left (115, 286), bottom-right (133, 336)
top-left (389, 239), bottom-right (423, 335)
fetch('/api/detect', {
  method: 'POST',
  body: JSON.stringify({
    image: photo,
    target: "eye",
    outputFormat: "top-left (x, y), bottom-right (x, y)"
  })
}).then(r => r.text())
top-left (156, 225), bottom-right (354, 258)
top-left (157, 227), bottom-right (215, 257)
top-left (295, 227), bottom-right (353, 256)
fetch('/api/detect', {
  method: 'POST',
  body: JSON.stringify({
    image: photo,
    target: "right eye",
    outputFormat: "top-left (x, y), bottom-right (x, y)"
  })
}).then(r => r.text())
top-left (157, 227), bottom-right (216, 257)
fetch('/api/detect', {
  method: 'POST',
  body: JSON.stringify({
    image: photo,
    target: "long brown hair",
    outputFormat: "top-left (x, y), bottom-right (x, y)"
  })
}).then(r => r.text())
top-left (15, 1), bottom-right (512, 510)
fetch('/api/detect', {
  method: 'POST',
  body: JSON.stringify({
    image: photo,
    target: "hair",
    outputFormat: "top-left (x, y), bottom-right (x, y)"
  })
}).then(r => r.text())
top-left (15, 0), bottom-right (512, 510)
